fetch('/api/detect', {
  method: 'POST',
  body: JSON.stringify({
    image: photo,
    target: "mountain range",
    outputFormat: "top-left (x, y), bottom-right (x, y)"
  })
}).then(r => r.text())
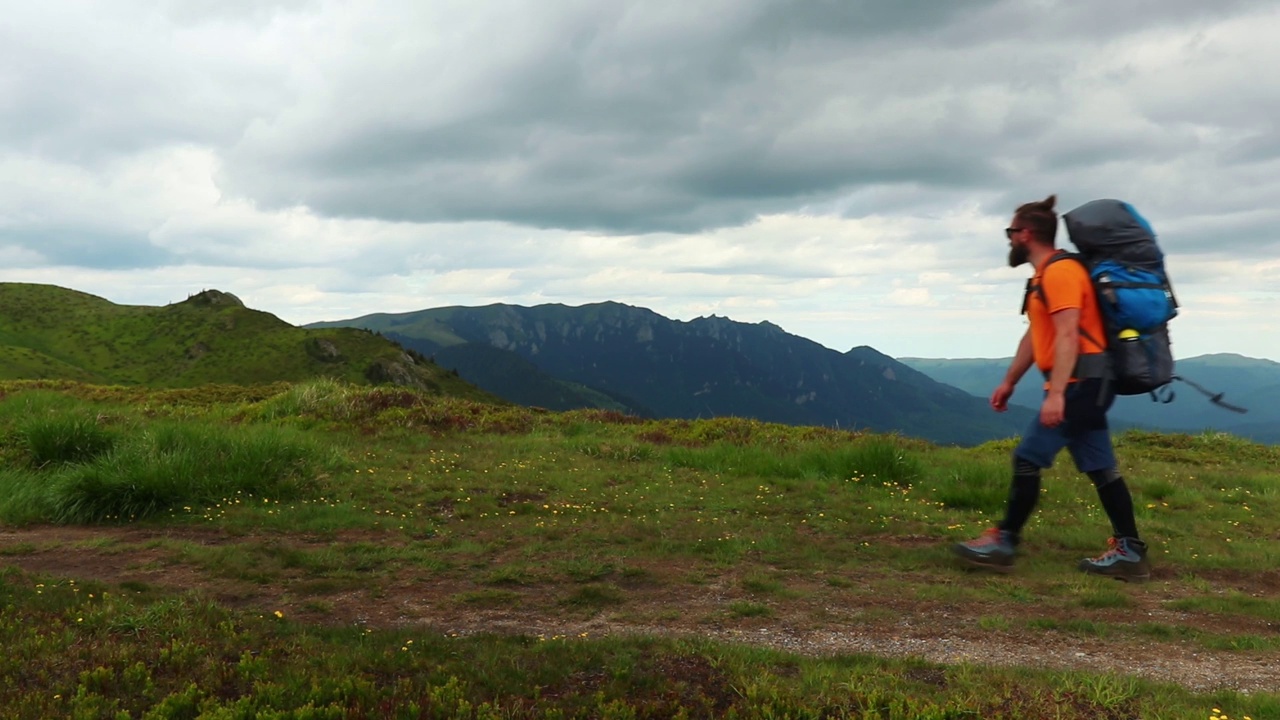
top-left (311, 302), bottom-right (1280, 445)
top-left (6, 281), bottom-right (1275, 447)
top-left (307, 302), bottom-right (1037, 446)
top-left (898, 354), bottom-right (1279, 443)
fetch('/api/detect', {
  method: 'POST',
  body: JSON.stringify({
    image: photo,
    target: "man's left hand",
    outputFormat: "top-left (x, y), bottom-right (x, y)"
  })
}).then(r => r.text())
top-left (1040, 393), bottom-right (1065, 428)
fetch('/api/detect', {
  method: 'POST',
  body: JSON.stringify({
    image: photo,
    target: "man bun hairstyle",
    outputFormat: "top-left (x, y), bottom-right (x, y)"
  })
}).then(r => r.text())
top-left (1015, 194), bottom-right (1059, 246)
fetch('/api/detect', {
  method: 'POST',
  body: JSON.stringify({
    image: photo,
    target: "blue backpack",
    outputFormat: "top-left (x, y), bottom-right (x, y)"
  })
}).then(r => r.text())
top-left (1028, 199), bottom-right (1245, 412)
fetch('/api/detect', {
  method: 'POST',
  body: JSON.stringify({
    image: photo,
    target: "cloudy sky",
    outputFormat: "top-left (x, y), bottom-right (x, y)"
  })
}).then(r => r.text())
top-left (5, 0), bottom-right (1280, 360)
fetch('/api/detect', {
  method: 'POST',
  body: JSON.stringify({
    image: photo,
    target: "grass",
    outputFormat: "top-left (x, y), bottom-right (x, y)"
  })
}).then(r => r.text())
top-left (0, 393), bottom-right (341, 523)
top-left (15, 567), bottom-right (1266, 719)
top-left (0, 379), bottom-right (1277, 718)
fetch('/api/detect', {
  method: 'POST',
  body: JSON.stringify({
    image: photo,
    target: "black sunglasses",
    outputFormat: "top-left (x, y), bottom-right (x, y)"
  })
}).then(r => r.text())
top-left (1005, 227), bottom-right (1026, 239)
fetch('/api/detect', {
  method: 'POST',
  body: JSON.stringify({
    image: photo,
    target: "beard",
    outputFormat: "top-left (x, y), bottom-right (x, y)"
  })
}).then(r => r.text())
top-left (1007, 243), bottom-right (1030, 268)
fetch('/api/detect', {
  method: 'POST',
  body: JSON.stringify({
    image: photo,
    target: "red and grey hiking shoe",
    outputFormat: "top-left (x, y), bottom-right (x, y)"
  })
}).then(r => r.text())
top-left (1079, 537), bottom-right (1150, 582)
top-left (952, 528), bottom-right (1016, 573)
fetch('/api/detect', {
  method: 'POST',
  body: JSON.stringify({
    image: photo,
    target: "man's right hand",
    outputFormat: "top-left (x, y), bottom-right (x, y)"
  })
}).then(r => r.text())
top-left (990, 382), bottom-right (1015, 412)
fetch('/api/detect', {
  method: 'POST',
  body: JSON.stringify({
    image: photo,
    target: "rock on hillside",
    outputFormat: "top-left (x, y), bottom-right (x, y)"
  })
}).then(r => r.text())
top-left (184, 289), bottom-right (245, 308)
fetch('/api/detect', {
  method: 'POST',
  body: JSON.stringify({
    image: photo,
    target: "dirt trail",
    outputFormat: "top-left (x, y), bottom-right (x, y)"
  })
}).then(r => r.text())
top-left (3, 526), bottom-right (1278, 695)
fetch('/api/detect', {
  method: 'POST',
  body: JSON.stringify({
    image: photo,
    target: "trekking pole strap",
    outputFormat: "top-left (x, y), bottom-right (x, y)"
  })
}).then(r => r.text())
top-left (1173, 376), bottom-right (1248, 414)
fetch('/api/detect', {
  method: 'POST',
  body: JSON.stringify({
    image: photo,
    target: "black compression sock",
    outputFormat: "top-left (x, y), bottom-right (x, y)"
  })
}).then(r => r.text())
top-left (998, 473), bottom-right (1041, 539)
top-left (1095, 477), bottom-right (1140, 540)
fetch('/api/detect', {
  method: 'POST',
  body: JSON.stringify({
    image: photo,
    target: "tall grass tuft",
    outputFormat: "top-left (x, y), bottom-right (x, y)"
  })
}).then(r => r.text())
top-left (0, 468), bottom-right (56, 524)
top-left (933, 457), bottom-right (1008, 511)
top-left (47, 422), bottom-right (329, 523)
top-left (842, 437), bottom-right (924, 485)
top-left (0, 397), bottom-right (336, 524)
top-left (250, 378), bottom-right (361, 422)
top-left (17, 414), bottom-right (117, 467)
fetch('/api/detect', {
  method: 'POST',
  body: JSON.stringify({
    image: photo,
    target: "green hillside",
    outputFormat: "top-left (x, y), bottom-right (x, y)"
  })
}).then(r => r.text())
top-left (0, 283), bottom-right (491, 399)
top-left (308, 311), bottom-right (469, 350)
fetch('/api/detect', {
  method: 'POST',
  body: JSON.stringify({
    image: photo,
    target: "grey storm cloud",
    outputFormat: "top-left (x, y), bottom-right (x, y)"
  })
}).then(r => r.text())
top-left (214, 0), bottom-right (1084, 232)
top-left (212, 0), bottom-right (1280, 235)
top-left (5, 0), bottom-right (1280, 263)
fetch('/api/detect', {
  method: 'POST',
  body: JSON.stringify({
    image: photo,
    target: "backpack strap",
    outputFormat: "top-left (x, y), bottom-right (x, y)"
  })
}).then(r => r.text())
top-left (1021, 251), bottom-right (1073, 315)
top-left (1022, 252), bottom-right (1111, 392)
top-left (1020, 252), bottom-right (1105, 350)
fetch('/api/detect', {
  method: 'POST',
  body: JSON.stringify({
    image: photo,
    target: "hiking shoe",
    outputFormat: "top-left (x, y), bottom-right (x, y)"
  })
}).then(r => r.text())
top-left (952, 528), bottom-right (1016, 573)
top-left (1079, 537), bottom-right (1150, 582)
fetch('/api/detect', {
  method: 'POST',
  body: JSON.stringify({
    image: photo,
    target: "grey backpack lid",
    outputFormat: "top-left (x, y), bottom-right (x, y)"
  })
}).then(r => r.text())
top-left (1063, 199), bottom-right (1165, 269)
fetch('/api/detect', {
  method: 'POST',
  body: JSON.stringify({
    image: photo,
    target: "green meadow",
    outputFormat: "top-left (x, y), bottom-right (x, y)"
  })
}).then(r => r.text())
top-left (0, 379), bottom-right (1276, 719)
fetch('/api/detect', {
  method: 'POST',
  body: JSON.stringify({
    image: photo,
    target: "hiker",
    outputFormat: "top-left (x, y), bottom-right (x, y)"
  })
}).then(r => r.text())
top-left (952, 195), bottom-right (1150, 582)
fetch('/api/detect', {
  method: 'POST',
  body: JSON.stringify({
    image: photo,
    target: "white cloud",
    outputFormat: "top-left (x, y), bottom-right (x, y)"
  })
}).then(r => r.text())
top-left (1, 0), bottom-right (1280, 364)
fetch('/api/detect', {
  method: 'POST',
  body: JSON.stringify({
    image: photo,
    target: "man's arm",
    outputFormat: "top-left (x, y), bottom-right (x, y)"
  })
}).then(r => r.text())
top-left (1048, 309), bottom-right (1080, 397)
top-left (1003, 329), bottom-right (1034, 387)
top-left (991, 330), bottom-right (1034, 412)
top-left (1040, 308), bottom-right (1080, 427)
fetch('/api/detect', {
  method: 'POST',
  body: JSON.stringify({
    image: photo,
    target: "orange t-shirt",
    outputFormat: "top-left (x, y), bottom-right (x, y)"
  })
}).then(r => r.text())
top-left (1025, 253), bottom-right (1107, 374)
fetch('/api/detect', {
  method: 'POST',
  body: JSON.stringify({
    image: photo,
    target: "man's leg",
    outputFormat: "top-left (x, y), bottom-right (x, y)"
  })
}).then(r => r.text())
top-left (953, 416), bottom-right (1062, 572)
top-left (1070, 431), bottom-right (1150, 582)
top-left (999, 455), bottom-right (1043, 538)
top-left (1088, 467), bottom-right (1139, 541)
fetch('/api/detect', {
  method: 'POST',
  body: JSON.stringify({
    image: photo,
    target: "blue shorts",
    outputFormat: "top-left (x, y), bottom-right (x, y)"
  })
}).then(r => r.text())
top-left (1015, 378), bottom-right (1117, 473)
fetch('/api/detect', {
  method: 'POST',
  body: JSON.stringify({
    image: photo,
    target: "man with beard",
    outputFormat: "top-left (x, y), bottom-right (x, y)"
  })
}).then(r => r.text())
top-left (951, 195), bottom-right (1150, 582)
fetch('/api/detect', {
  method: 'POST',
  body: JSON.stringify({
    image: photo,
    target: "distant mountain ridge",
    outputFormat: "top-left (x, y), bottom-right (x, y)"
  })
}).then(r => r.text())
top-left (309, 302), bottom-right (1037, 445)
top-left (425, 340), bottom-right (644, 415)
top-left (0, 283), bottom-right (490, 399)
top-left (898, 354), bottom-right (1280, 443)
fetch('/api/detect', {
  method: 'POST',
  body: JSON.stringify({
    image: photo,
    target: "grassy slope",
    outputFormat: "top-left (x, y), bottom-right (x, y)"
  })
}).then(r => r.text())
top-left (0, 283), bottom-right (492, 400)
top-left (0, 382), bottom-right (1277, 718)
top-left (308, 308), bottom-right (472, 348)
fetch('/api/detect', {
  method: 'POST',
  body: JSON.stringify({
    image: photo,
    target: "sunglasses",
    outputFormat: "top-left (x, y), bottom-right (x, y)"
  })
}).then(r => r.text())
top-left (1005, 227), bottom-right (1026, 239)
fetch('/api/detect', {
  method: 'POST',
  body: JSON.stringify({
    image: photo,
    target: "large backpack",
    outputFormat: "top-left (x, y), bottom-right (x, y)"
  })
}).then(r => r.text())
top-left (1026, 199), bottom-right (1245, 412)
